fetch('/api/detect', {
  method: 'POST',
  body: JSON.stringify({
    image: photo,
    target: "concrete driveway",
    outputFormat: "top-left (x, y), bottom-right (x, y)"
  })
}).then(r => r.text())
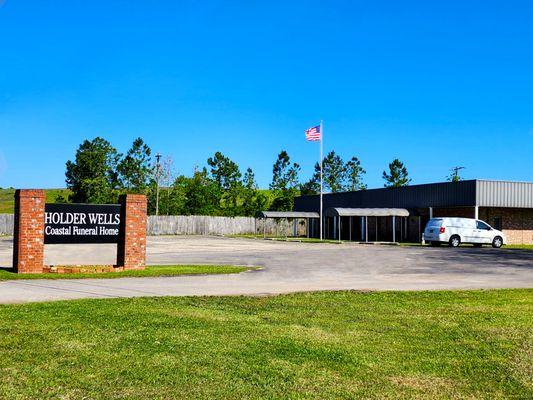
top-left (0, 236), bottom-right (532, 304)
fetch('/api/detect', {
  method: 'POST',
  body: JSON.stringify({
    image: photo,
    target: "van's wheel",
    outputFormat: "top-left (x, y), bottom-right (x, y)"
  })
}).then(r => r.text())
top-left (449, 235), bottom-right (461, 247)
top-left (492, 236), bottom-right (503, 248)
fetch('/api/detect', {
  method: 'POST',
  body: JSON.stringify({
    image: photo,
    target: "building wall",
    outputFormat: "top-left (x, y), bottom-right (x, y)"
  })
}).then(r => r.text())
top-left (414, 206), bottom-right (533, 244)
top-left (416, 207), bottom-right (475, 242)
top-left (293, 180), bottom-right (533, 244)
top-left (407, 216), bottom-right (423, 242)
top-left (480, 207), bottom-right (533, 245)
top-left (477, 180), bottom-right (533, 208)
top-left (421, 206), bottom-right (532, 245)
top-left (430, 207), bottom-right (475, 218)
top-left (324, 216), bottom-right (414, 242)
top-left (294, 180), bottom-right (478, 212)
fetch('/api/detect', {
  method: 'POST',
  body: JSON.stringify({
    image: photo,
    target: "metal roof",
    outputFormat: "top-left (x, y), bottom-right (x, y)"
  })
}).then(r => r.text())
top-left (257, 211), bottom-right (320, 218)
top-left (325, 207), bottom-right (409, 217)
top-left (294, 180), bottom-right (533, 212)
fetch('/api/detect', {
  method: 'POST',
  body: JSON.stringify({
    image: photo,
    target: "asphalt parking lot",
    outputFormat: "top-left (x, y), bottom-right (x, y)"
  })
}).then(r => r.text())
top-left (0, 235), bottom-right (532, 303)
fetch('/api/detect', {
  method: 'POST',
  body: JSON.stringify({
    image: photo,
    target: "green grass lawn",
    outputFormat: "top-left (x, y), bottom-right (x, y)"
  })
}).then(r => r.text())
top-left (229, 234), bottom-right (344, 244)
top-left (0, 188), bottom-right (15, 213)
top-left (504, 244), bottom-right (533, 250)
top-left (0, 290), bottom-right (531, 399)
top-left (233, 237), bottom-right (533, 249)
top-left (0, 188), bottom-right (72, 213)
top-left (0, 264), bottom-right (251, 280)
top-left (400, 242), bottom-right (533, 250)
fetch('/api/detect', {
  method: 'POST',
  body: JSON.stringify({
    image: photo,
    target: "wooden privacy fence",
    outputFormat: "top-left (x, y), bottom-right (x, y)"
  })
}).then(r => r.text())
top-left (0, 214), bottom-right (14, 235)
top-left (0, 214), bottom-right (299, 237)
top-left (148, 215), bottom-right (298, 236)
top-left (148, 215), bottom-right (256, 236)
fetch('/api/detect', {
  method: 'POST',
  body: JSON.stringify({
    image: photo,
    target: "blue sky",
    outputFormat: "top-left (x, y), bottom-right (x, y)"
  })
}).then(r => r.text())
top-left (1, 0), bottom-right (532, 189)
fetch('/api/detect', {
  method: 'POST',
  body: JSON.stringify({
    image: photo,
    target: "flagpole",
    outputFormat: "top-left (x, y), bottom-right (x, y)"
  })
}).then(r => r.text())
top-left (319, 120), bottom-right (323, 241)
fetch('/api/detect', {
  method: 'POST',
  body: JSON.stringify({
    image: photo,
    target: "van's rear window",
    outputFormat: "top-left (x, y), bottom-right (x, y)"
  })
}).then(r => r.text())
top-left (427, 219), bottom-right (443, 227)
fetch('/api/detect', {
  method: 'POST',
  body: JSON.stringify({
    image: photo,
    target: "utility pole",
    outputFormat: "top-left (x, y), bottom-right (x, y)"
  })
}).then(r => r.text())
top-left (155, 152), bottom-right (161, 216)
top-left (449, 166), bottom-right (465, 182)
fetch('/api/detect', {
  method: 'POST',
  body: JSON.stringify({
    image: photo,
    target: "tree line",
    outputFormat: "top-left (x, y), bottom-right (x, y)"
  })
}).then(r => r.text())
top-left (63, 137), bottom-right (419, 215)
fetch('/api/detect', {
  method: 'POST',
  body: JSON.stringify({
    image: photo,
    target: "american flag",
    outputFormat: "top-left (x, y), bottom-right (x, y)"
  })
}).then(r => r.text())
top-left (305, 125), bottom-right (321, 141)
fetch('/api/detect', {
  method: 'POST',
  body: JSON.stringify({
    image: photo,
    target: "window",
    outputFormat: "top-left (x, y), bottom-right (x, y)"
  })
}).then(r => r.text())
top-left (476, 221), bottom-right (491, 230)
top-left (493, 217), bottom-right (502, 231)
top-left (427, 219), bottom-right (443, 227)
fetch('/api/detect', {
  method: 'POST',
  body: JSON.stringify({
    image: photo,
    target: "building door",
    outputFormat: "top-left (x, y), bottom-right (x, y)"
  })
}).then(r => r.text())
top-left (492, 217), bottom-right (502, 231)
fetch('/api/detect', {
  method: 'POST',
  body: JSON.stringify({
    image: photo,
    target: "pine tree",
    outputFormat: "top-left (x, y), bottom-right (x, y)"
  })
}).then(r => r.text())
top-left (117, 138), bottom-right (152, 193)
top-left (270, 150), bottom-right (300, 211)
top-left (302, 152), bottom-right (366, 194)
top-left (382, 158), bottom-right (411, 187)
top-left (345, 156), bottom-right (367, 191)
top-left (207, 151), bottom-right (242, 213)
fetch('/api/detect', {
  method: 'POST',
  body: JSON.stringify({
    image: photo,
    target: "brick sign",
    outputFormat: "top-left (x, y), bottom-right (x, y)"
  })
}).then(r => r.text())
top-left (44, 203), bottom-right (121, 244)
top-left (13, 190), bottom-right (147, 274)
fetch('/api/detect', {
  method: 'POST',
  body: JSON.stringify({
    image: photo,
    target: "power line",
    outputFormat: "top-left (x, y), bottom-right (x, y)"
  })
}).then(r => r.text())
top-left (450, 166), bottom-right (465, 181)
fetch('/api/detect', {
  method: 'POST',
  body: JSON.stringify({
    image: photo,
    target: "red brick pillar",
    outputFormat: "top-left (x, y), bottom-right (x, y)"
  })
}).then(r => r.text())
top-left (117, 194), bottom-right (147, 270)
top-left (13, 189), bottom-right (46, 273)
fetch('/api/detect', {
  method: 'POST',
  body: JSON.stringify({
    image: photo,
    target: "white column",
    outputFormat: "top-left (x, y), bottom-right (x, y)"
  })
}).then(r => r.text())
top-left (474, 206), bottom-right (479, 220)
top-left (365, 216), bottom-right (368, 242)
top-left (429, 207), bottom-right (433, 219)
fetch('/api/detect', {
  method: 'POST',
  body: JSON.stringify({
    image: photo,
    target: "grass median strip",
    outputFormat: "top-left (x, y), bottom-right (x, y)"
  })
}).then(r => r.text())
top-left (400, 242), bottom-right (533, 250)
top-left (0, 264), bottom-right (252, 280)
top-left (0, 289), bottom-right (531, 399)
top-left (228, 234), bottom-right (344, 244)
top-left (503, 244), bottom-right (533, 250)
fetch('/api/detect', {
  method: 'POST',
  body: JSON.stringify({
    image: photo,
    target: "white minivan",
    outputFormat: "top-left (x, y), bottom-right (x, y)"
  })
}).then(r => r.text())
top-left (423, 217), bottom-right (506, 248)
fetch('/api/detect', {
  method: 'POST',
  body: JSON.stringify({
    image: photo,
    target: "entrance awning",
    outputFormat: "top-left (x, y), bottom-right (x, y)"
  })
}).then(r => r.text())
top-left (257, 211), bottom-right (320, 218)
top-left (325, 208), bottom-right (409, 217)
